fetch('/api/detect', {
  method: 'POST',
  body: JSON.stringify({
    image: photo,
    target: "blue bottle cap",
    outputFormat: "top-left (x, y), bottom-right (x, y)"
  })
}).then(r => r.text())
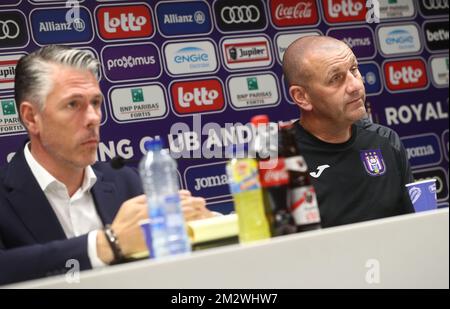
top-left (144, 138), bottom-right (163, 152)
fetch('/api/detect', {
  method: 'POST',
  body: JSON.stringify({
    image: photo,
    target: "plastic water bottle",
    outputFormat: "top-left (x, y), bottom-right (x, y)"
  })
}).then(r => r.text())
top-left (139, 138), bottom-right (191, 258)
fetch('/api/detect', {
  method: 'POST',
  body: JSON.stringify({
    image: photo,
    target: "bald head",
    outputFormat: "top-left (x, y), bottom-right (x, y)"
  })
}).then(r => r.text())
top-left (283, 36), bottom-right (350, 87)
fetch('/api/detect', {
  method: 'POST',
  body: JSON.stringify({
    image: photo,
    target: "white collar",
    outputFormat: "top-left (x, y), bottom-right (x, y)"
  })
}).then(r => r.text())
top-left (24, 142), bottom-right (97, 193)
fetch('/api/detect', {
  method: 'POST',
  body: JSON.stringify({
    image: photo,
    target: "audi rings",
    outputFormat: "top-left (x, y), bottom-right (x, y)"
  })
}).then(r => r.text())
top-left (221, 5), bottom-right (260, 24)
top-left (0, 19), bottom-right (20, 40)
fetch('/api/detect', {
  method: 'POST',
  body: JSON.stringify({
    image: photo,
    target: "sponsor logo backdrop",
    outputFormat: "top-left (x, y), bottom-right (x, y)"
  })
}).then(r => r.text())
top-left (0, 0), bottom-right (448, 212)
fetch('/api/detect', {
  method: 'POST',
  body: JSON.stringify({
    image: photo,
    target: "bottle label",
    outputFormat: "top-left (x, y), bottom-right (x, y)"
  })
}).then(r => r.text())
top-left (285, 155), bottom-right (308, 172)
top-left (290, 185), bottom-right (321, 225)
top-left (259, 158), bottom-right (289, 187)
top-left (228, 159), bottom-right (262, 194)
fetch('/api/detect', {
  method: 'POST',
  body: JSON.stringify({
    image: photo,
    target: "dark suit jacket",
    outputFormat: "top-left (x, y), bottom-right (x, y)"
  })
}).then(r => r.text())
top-left (0, 149), bottom-right (143, 285)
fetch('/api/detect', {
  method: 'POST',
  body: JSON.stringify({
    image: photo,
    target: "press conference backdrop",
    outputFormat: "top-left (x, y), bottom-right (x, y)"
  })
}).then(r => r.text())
top-left (0, 0), bottom-right (448, 213)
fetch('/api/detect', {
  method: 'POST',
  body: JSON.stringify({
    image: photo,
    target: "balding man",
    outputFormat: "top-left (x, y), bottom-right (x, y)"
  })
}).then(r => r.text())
top-left (283, 36), bottom-right (414, 227)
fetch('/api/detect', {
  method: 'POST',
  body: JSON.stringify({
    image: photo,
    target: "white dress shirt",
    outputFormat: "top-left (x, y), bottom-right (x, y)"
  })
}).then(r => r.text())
top-left (24, 143), bottom-right (106, 268)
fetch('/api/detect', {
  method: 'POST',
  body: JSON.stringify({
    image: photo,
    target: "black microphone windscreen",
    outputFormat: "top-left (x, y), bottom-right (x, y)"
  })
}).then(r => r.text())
top-left (110, 156), bottom-right (125, 169)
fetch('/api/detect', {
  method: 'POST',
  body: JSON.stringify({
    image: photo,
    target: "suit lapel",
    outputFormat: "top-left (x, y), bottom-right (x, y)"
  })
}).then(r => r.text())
top-left (3, 150), bottom-right (66, 242)
top-left (91, 169), bottom-right (119, 225)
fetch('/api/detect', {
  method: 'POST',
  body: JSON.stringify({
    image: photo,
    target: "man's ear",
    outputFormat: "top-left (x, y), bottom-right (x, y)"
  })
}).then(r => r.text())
top-left (20, 101), bottom-right (40, 135)
top-left (289, 85), bottom-right (312, 111)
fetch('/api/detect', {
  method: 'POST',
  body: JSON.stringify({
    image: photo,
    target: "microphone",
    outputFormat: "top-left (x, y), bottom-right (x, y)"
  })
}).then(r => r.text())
top-left (110, 156), bottom-right (139, 169)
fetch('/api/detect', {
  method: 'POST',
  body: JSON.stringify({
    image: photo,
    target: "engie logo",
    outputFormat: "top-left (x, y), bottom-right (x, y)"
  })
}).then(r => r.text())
top-left (0, 10), bottom-right (29, 49)
top-left (401, 133), bottom-right (442, 168)
top-left (383, 58), bottom-right (428, 92)
top-left (0, 97), bottom-right (25, 137)
top-left (322, 0), bottom-right (367, 24)
top-left (156, 1), bottom-right (212, 37)
top-left (0, 53), bottom-right (25, 92)
top-left (377, 24), bottom-right (422, 56)
top-left (96, 4), bottom-right (153, 41)
top-left (269, 0), bottom-right (320, 28)
top-left (184, 162), bottom-right (230, 200)
top-left (327, 26), bottom-right (375, 59)
top-left (164, 40), bottom-right (218, 76)
top-left (430, 55), bottom-right (449, 88)
top-left (358, 62), bottom-right (382, 95)
top-left (214, 0), bottom-right (267, 33)
top-left (222, 36), bottom-right (273, 70)
top-left (101, 43), bottom-right (161, 83)
top-left (413, 168), bottom-right (449, 202)
top-left (170, 78), bottom-right (225, 116)
top-left (275, 30), bottom-right (321, 63)
top-left (378, 0), bottom-right (415, 20)
top-left (227, 73), bottom-right (280, 110)
top-left (109, 83), bottom-right (168, 123)
top-left (30, 7), bottom-right (93, 45)
top-left (419, 0), bottom-right (449, 17)
top-left (423, 20), bottom-right (449, 52)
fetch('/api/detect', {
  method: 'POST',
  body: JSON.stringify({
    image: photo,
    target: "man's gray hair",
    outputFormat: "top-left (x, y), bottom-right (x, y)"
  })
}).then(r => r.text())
top-left (14, 45), bottom-right (100, 121)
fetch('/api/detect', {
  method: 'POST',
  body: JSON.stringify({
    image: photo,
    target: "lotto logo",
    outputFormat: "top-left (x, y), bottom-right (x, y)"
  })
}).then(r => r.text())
top-left (96, 4), bottom-right (153, 40)
top-left (322, 0), bottom-right (367, 23)
top-left (384, 59), bottom-right (428, 91)
top-left (171, 79), bottom-right (225, 115)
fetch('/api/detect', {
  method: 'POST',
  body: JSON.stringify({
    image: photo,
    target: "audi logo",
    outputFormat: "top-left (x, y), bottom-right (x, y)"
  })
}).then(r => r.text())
top-left (221, 5), bottom-right (260, 24)
top-left (423, 0), bottom-right (449, 10)
top-left (0, 19), bottom-right (20, 40)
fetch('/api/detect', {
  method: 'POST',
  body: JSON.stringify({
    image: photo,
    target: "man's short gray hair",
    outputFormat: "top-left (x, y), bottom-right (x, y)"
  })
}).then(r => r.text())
top-left (14, 45), bottom-right (100, 121)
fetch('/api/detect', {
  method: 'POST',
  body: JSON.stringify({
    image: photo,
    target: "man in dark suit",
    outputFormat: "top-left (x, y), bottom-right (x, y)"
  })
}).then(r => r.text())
top-left (0, 45), bottom-right (212, 285)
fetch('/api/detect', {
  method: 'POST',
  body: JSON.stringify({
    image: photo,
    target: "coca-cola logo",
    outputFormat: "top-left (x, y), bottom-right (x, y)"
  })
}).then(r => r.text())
top-left (384, 59), bottom-right (428, 92)
top-left (322, 0), bottom-right (367, 24)
top-left (259, 159), bottom-right (289, 187)
top-left (270, 0), bottom-right (319, 27)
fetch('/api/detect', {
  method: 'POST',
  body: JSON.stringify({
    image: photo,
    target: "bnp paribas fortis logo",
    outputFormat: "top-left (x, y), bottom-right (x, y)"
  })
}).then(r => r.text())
top-left (247, 77), bottom-right (259, 91)
top-left (131, 88), bottom-right (144, 103)
top-left (1, 100), bottom-right (16, 116)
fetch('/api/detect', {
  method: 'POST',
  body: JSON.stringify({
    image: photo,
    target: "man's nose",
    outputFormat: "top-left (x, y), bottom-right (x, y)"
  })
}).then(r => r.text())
top-left (346, 71), bottom-right (364, 94)
top-left (85, 104), bottom-right (101, 127)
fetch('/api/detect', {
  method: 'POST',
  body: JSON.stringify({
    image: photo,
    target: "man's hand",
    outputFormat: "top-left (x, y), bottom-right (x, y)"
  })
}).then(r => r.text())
top-left (179, 190), bottom-right (215, 221)
top-left (97, 194), bottom-right (148, 264)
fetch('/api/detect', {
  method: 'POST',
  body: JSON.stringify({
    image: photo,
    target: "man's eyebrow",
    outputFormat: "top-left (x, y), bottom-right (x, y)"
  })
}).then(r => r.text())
top-left (62, 93), bottom-right (103, 101)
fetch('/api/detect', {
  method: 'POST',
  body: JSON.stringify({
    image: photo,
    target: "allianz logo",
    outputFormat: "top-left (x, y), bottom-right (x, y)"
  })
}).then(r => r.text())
top-left (362, 71), bottom-right (377, 85)
top-left (106, 55), bottom-right (156, 70)
top-left (426, 28), bottom-right (449, 42)
top-left (194, 174), bottom-right (228, 191)
top-left (385, 30), bottom-right (414, 45)
top-left (423, 0), bottom-right (449, 10)
top-left (406, 144), bottom-right (435, 159)
top-left (164, 11), bottom-right (205, 24)
top-left (39, 19), bottom-right (85, 32)
top-left (342, 37), bottom-right (371, 48)
top-left (174, 47), bottom-right (209, 64)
